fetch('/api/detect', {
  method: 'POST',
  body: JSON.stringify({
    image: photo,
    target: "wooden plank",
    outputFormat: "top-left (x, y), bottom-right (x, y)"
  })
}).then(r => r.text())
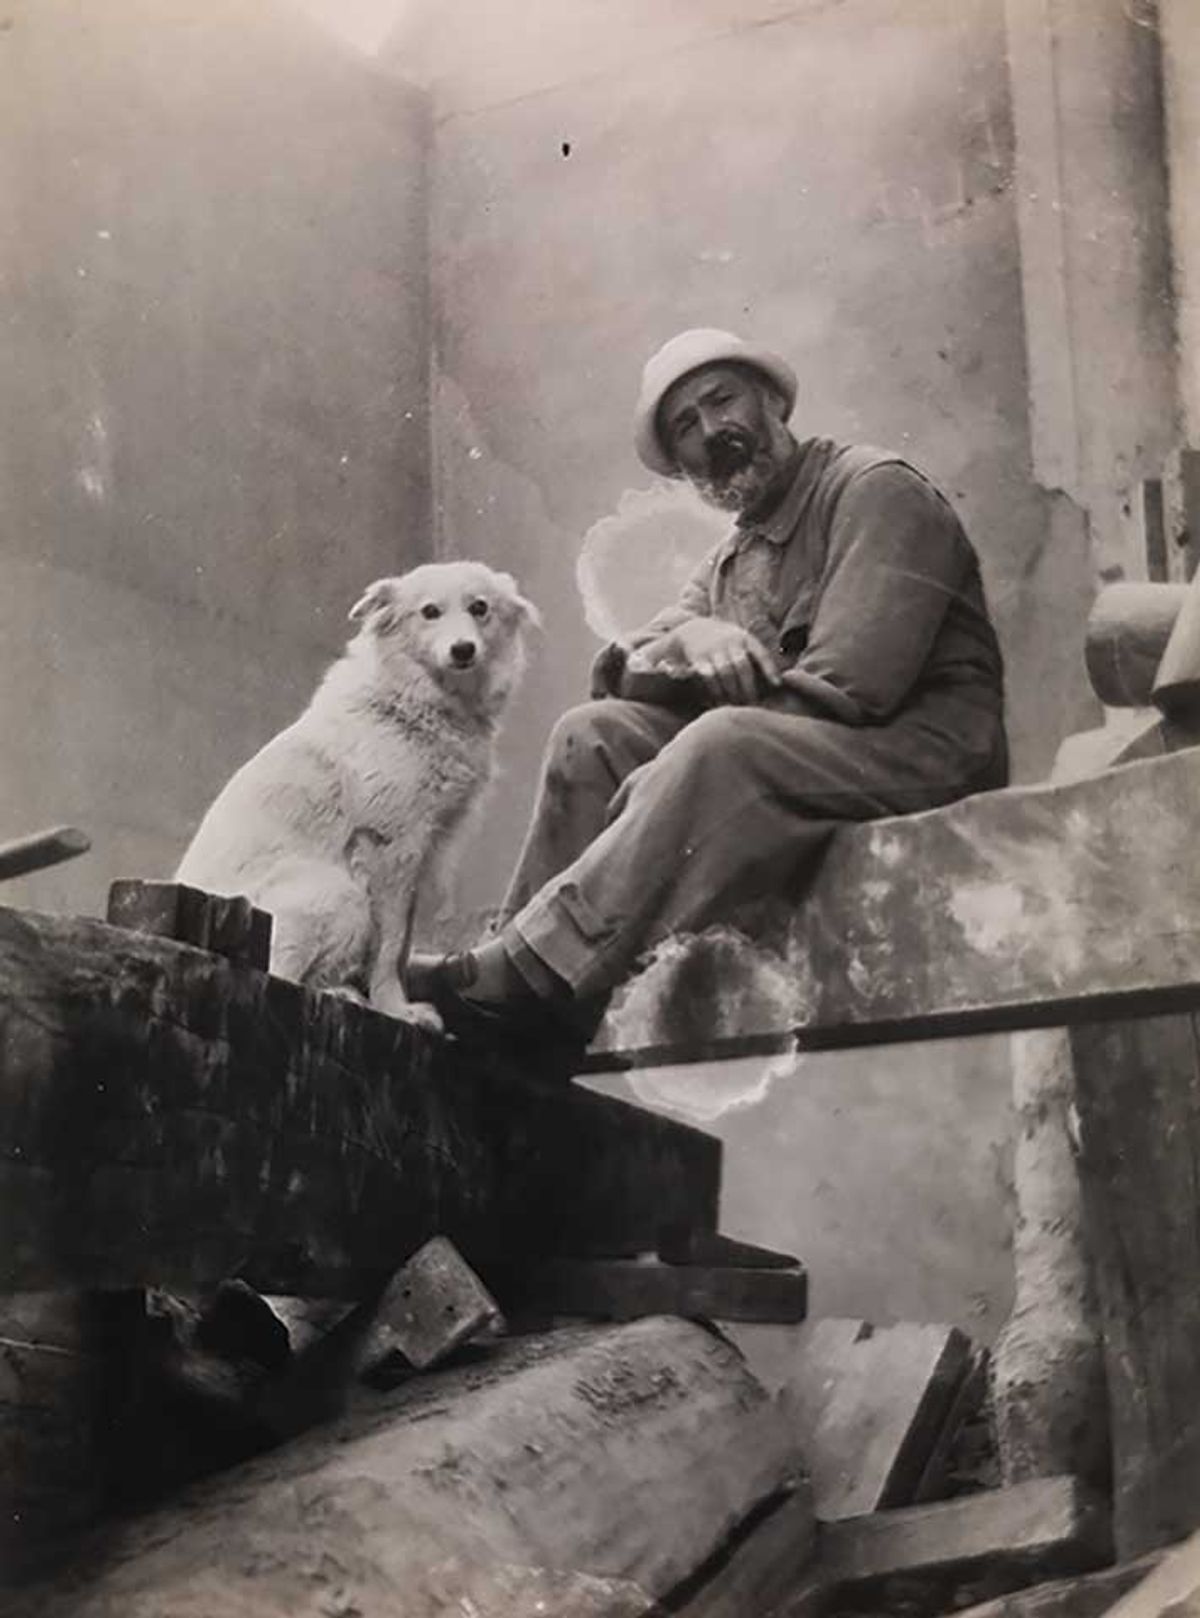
top-left (496, 1258), bottom-right (808, 1324)
top-left (721, 1319), bottom-right (972, 1520)
top-left (7, 1319), bottom-right (807, 1616)
top-left (588, 748), bottom-right (1200, 1068)
top-left (948, 1552), bottom-right (1162, 1618)
top-left (818, 1477), bottom-right (1111, 1601)
top-left (0, 906), bottom-right (720, 1294)
top-left (912, 1344), bottom-right (990, 1503)
top-left (0, 827), bottom-right (89, 883)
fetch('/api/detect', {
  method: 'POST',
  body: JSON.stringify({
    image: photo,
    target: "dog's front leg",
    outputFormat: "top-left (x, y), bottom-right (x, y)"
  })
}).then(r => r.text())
top-left (369, 886), bottom-right (443, 1032)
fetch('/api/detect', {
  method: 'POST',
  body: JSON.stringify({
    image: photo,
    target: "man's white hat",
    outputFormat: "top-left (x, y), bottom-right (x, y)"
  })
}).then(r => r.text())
top-left (633, 328), bottom-right (798, 477)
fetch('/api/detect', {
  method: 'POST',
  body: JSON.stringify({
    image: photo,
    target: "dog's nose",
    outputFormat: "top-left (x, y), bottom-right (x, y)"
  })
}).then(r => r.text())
top-left (450, 639), bottom-right (477, 667)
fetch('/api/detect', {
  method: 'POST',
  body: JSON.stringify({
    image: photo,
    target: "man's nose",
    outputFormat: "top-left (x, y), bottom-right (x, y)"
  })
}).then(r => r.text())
top-left (450, 639), bottom-right (477, 667)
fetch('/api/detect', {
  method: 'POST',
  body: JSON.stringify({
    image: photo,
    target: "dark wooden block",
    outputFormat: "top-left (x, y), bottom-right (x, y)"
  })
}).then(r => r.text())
top-left (947, 1551), bottom-right (1161, 1618)
top-left (657, 1226), bottom-right (800, 1270)
top-left (106, 879), bottom-right (272, 969)
top-left (497, 1257), bottom-right (808, 1324)
top-left (0, 906), bottom-right (721, 1295)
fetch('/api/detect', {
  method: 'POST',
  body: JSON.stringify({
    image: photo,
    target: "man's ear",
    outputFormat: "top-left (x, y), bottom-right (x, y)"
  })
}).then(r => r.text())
top-left (348, 577), bottom-right (400, 631)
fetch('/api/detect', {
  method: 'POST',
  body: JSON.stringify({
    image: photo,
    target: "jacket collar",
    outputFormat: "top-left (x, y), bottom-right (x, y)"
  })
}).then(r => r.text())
top-left (712, 437), bottom-right (829, 569)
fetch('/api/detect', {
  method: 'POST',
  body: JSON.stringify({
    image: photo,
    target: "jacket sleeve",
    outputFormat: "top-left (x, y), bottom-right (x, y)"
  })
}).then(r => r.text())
top-left (589, 549), bottom-right (717, 698)
top-left (778, 464), bottom-right (970, 724)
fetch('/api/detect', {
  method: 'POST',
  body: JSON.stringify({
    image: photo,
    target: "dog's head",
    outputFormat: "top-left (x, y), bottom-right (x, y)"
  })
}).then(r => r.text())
top-left (348, 561), bottom-right (541, 715)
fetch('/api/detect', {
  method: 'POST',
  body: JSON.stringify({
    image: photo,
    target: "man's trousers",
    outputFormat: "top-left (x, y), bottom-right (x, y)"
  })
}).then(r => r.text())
top-left (499, 689), bottom-right (1007, 1002)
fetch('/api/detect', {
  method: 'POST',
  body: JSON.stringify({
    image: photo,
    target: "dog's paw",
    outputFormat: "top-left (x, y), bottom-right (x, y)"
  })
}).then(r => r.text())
top-left (398, 999), bottom-right (445, 1035)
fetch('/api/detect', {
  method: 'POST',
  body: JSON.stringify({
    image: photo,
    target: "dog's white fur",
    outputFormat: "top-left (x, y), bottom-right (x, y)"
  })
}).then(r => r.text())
top-left (176, 561), bottom-right (539, 1021)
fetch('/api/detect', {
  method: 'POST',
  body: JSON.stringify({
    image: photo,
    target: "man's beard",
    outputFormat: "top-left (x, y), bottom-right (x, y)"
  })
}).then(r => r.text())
top-left (691, 428), bottom-right (784, 516)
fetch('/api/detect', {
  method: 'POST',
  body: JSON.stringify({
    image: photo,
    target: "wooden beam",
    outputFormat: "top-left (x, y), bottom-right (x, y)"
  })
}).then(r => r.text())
top-left (0, 907), bottom-right (720, 1294)
top-left (1072, 1014), bottom-right (1200, 1556)
top-left (494, 1257), bottom-right (807, 1325)
top-left (590, 748), bottom-right (1200, 1070)
top-left (0, 827), bottom-right (89, 883)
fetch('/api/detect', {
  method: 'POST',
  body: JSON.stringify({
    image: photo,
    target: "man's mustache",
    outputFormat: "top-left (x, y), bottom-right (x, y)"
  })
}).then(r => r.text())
top-left (703, 428), bottom-right (758, 480)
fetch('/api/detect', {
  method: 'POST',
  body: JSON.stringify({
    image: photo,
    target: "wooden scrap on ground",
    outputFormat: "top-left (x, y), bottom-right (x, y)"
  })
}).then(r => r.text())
top-left (722, 1318), bottom-right (976, 1519)
top-left (1101, 1528), bottom-right (1200, 1617)
top-left (355, 1235), bottom-right (503, 1376)
top-left (946, 1550), bottom-right (1162, 1618)
top-left (0, 826), bottom-right (90, 882)
top-left (817, 1475), bottom-right (1110, 1612)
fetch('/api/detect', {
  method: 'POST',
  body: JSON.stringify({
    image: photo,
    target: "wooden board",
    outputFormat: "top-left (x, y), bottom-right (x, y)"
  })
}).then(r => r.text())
top-left (818, 1476), bottom-right (1110, 1599)
top-left (721, 1319), bottom-right (972, 1519)
top-left (0, 906), bottom-right (720, 1295)
top-left (7, 1318), bottom-right (810, 1616)
top-left (496, 1258), bottom-right (807, 1325)
top-left (948, 1552), bottom-right (1162, 1618)
top-left (587, 747), bottom-right (1200, 1068)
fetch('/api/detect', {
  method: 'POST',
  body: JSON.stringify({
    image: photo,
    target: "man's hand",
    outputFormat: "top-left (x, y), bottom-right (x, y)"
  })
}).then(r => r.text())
top-left (631, 617), bottom-right (781, 706)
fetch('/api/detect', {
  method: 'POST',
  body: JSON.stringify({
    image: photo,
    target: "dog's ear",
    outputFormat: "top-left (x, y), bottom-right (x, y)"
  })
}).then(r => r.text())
top-left (495, 572), bottom-right (543, 632)
top-left (348, 578), bottom-right (400, 631)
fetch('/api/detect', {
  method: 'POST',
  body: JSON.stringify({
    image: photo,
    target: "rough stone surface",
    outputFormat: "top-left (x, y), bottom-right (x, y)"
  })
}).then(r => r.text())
top-left (593, 749), bottom-right (1200, 1059)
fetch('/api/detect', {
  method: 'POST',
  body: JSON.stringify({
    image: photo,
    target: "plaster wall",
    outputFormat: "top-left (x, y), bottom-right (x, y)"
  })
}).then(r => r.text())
top-left (412, 0), bottom-right (1085, 1330)
top-left (0, 0), bottom-right (432, 916)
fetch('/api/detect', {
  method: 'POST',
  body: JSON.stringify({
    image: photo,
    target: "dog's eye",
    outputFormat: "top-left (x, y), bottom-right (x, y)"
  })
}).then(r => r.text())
top-left (468, 599), bottom-right (490, 620)
top-left (420, 603), bottom-right (442, 620)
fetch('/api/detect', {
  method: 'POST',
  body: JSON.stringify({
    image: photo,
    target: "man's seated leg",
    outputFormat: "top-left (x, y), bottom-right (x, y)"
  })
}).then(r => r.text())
top-left (498, 697), bottom-right (692, 917)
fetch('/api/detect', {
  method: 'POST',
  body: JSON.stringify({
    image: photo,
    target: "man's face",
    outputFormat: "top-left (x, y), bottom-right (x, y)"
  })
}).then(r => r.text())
top-left (657, 362), bottom-right (795, 516)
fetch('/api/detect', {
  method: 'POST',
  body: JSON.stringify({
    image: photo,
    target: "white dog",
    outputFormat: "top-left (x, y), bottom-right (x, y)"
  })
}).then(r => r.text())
top-left (176, 561), bottom-right (539, 1023)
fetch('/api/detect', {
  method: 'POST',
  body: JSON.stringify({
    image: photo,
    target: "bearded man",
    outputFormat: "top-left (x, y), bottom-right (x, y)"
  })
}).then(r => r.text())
top-left (410, 328), bottom-right (1008, 1054)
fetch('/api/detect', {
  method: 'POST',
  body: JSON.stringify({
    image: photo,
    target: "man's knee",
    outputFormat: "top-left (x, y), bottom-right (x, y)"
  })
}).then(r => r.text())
top-left (657, 706), bottom-right (751, 778)
top-left (543, 700), bottom-right (646, 790)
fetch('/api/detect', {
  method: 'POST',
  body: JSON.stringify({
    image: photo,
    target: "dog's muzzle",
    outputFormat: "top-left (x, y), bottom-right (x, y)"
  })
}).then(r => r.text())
top-left (450, 640), bottom-right (478, 668)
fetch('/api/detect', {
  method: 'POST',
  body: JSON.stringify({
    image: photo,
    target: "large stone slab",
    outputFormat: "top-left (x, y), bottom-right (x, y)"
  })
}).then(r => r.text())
top-left (591, 748), bottom-right (1200, 1066)
top-left (0, 907), bottom-right (720, 1294)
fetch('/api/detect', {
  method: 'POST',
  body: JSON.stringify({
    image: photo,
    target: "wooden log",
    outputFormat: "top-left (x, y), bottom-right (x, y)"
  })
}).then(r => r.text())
top-left (0, 827), bottom-right (90, 883)
top-left (7, 1318), bottom-right (812, 1616)
top-left (107, 878), bottom-right (272, 969)
top-left (721, 1319), bottom-right (973, 1520)
top-left (589, 747), bottom-right (1200, 1068)
top-left (496, 1257), bottom-right (808, 1324)
top-left (1154, 566), bottom-right (1200, 715)
top-left (1084, 583), bottom-right (1187, 707)
top-left (817, 1477), bottom-right (1110, 1606)
top-left (0, 906), bottom-right (720, 1294)
top-left (947, 1551), bottom-right (1162, 1618)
